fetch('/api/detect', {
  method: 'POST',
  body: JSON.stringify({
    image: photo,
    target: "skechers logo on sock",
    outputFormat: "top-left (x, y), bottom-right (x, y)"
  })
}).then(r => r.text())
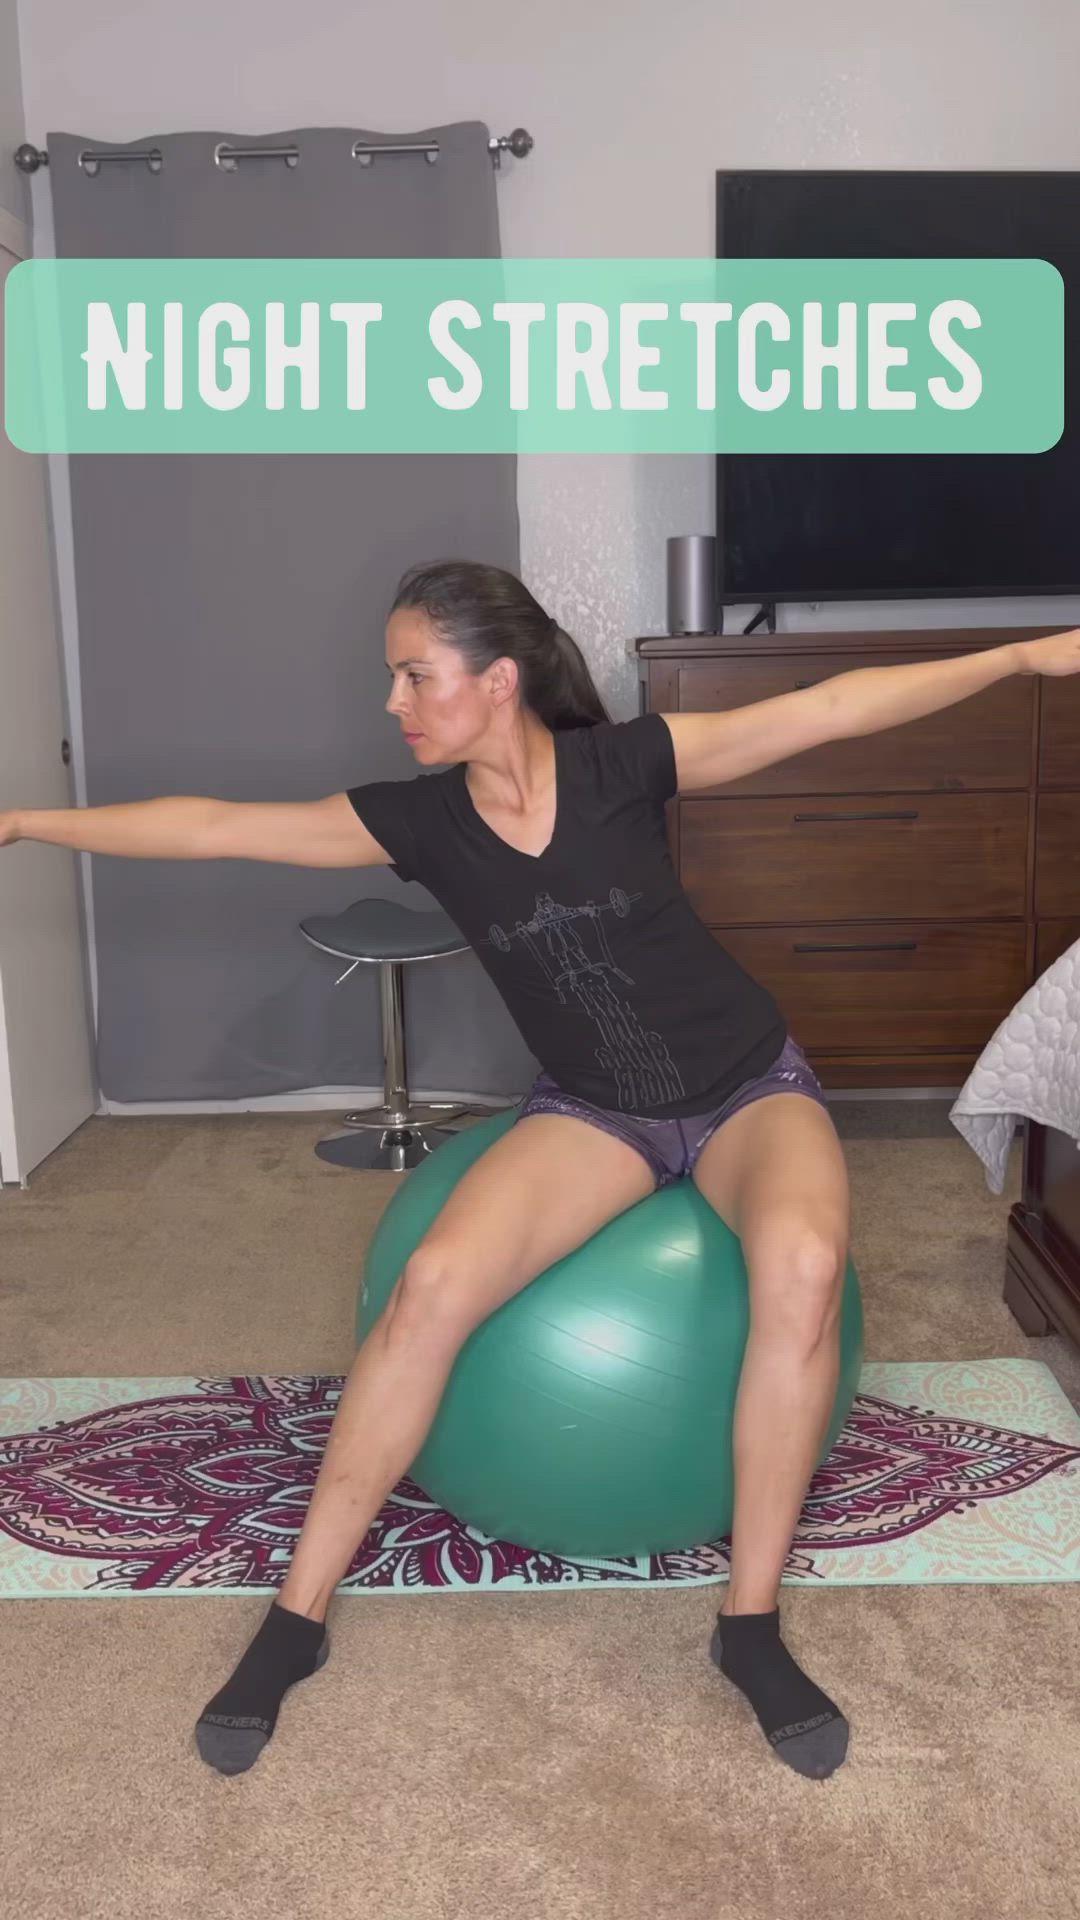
top-left (201, 1714), bottom-right (270, 1731)
top-left (769, 1712), bottom-right (833, 1744)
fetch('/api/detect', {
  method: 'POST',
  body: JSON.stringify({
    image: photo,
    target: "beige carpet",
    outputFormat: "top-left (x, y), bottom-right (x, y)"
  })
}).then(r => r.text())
top-left (3, 1103), bottom-right (1079, 1920)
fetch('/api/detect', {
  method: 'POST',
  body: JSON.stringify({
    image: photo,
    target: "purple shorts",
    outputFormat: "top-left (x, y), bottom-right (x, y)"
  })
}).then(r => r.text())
top-left (514, 1035), bottom-right (828, 1191)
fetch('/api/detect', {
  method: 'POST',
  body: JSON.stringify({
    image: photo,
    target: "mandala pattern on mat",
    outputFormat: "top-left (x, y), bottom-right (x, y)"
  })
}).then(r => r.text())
top-left (0, 1374), bottom-right (1078, 1592)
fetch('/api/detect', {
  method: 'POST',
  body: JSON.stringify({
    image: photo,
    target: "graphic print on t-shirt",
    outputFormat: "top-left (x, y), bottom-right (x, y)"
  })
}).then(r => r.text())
top-left (479, 887), bottom-right (686, 1112)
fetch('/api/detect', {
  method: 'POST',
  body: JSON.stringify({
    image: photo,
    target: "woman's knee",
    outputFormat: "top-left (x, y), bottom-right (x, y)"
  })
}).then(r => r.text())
top-left (382, 1241), bottom-right (482, 1348)
top-left (744, 1215), bottom-right (847, 1344)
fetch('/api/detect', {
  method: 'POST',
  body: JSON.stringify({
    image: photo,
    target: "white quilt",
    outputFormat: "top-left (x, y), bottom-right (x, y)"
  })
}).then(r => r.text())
top-left (949, 938), bottom-right (1080, 1193)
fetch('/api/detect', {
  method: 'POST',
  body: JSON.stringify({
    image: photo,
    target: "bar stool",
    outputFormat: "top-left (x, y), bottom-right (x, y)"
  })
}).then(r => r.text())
top-left (300, 897), bottom-right (478, 1172)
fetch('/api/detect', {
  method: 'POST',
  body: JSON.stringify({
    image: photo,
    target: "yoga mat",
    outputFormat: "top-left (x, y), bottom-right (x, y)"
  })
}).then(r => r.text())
top-left (1, 1360), bottom-right (1078, 1596)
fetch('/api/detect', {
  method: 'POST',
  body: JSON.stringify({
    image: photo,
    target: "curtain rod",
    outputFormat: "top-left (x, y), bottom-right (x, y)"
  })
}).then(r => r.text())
top-left (14, 129), bottom-right (533, 177)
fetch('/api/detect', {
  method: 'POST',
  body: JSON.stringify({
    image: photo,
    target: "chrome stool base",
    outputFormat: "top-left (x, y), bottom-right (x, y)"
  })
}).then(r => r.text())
top-left (339, 1099), bottom-right (471, 1132)
top-left (315, 1124), bottom-right (464, 1173)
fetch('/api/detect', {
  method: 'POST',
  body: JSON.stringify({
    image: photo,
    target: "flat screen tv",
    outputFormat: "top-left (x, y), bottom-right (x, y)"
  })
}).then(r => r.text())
top-left (715, 169), bottom-right (1080, 605)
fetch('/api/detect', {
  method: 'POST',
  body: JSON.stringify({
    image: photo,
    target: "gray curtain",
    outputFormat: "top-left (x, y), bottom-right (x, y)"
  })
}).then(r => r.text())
top-left (47, 123), bottom-right (536, 1104)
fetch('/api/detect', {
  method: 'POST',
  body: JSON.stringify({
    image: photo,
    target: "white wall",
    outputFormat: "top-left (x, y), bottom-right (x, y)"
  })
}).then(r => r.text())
top-left (0, 0), bottom-right (26, 221)
top-left (17, 0), bottom-right (1080, 717)
top-left (0, 3), bottom-right (28, 1165)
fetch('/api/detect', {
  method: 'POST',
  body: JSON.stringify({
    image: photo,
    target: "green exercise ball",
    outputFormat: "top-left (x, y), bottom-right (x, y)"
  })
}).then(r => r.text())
top-left (356, 1108), bottom-right (864, 1560)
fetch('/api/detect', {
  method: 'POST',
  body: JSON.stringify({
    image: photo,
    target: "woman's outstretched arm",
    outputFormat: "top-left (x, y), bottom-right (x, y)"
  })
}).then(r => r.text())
top-left (663, 629), bottom-right (1080, 792)
top-left (0, 793), bottom-right (391, 867)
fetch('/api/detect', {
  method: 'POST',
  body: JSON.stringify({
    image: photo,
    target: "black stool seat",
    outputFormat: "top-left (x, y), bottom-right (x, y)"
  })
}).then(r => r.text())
top-left (299, 898), bottom-right (469, 964)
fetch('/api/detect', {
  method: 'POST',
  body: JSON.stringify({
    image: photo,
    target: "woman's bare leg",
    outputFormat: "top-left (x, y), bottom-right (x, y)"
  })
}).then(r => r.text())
top-left (195, 1114), bottom-right (655, 1772)
top-left (692, 1093), bottom-right (852, 1779)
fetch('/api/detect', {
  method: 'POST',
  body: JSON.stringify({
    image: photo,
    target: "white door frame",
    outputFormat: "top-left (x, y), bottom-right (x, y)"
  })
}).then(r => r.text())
top-left (0, 201), bottom-right (99, 1185)
top-left (0, 205), bottom-right (29, 1185)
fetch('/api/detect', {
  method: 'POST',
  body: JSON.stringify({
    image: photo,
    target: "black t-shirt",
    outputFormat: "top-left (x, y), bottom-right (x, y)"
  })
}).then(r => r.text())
top-left (347, 712), bottom-right (786, 1119)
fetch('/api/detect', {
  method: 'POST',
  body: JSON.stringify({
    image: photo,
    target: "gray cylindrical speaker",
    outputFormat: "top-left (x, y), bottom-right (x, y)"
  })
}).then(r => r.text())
top-left (666, 535), bottom-right (716, 636)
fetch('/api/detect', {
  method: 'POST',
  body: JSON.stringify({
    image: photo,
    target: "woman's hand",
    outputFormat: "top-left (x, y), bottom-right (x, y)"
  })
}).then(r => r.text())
top-left (1015, 630), bottom-right (1080, 677)
top-left (0, 810), bottom-right (22, 848)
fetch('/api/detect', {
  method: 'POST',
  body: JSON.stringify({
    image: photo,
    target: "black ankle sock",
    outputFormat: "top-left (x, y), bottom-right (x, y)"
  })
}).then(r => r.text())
top-left (195, 1599), bottom-right (329, 1775)
top-left (709, 1605), bottom-right (849, 1779)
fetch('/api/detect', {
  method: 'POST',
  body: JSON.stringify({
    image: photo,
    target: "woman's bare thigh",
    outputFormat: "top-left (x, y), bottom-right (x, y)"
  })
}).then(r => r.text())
top-left (405, 1111), bottom-right (656, 1331)
top-left (691, 1091), bottom-right (850, 1246)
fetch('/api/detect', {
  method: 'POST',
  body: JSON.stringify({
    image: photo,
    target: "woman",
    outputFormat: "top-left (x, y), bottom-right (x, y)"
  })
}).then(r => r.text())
top-left (5, 562), bottom-right (1079, 1784)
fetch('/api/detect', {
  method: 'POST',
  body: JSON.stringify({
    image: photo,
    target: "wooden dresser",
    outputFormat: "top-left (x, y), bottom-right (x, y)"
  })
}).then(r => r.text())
top-left (632, 627), bottom-right (1080, 1090)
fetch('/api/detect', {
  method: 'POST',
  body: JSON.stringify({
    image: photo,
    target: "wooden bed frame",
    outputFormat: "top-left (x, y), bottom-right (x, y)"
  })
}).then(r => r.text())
top-left (1005, 1121), bottom-right (1080, 1354)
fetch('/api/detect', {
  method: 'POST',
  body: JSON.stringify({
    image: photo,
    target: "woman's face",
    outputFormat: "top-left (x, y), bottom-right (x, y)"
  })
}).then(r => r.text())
top-left (384, 607), bottom-right (512, 762)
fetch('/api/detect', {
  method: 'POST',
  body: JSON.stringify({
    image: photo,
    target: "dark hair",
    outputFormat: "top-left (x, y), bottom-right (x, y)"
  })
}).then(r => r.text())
top-left (388, 558), bottom-right (611, 731)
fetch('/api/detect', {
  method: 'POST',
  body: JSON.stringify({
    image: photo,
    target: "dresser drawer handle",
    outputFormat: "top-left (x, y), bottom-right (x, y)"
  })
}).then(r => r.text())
top-left (793, 809), bottom-right (920, 823)
top-left (793, 940), bottom-right (919, 954)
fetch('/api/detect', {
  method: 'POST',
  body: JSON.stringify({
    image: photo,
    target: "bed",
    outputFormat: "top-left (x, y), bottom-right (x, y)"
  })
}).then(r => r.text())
top-left (950, 937), bottom-right (1080, 1355)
